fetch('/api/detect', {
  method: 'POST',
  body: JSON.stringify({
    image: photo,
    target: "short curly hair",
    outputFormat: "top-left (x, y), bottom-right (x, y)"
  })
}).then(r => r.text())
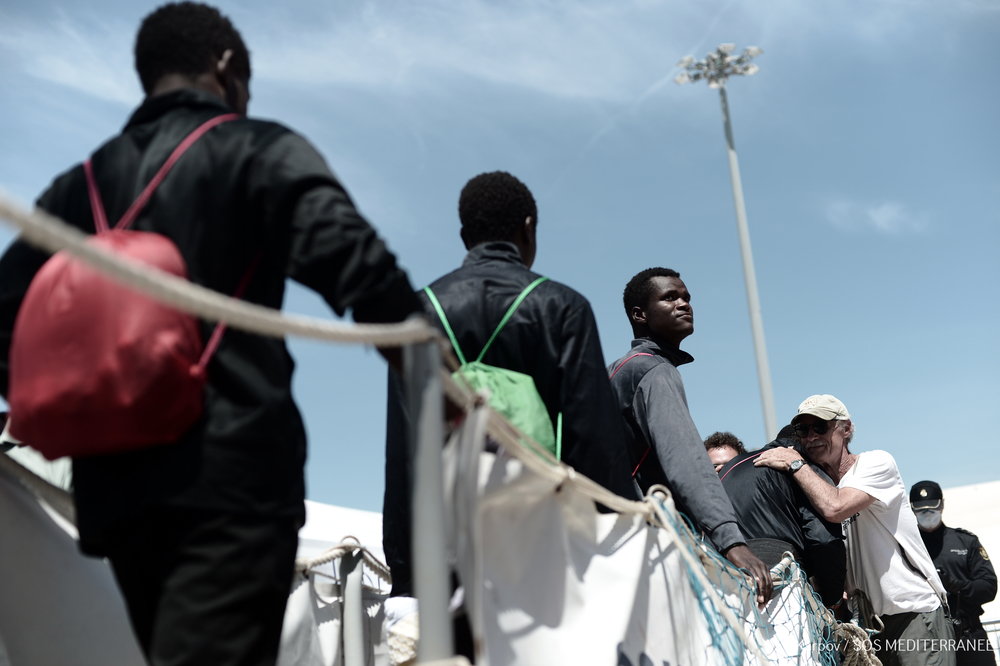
top-left (135, 2), bottom-right (250, 94)
top-left (704, 431), bottom-right (746, 455)
top-left (458, 171), bottom-right (537, 247)
top-left (622, 267), bottom-right (681, 317)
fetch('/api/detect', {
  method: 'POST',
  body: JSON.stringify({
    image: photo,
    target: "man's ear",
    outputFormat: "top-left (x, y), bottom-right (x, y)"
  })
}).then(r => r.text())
top-left (518, 215), bottom-right (537, 268)
top-left (630, 305), bottom-right (646, 327)
top-left (516, 216), bottom-right (535, 245)
top-left (216, 49), bottom-right (234, 78)
top-left (459, 226), bottom-right (472, 250)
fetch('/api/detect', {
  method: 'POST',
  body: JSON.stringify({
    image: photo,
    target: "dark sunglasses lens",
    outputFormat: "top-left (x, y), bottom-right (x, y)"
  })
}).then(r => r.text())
top-left (794, 421), bottom-right (829, 436)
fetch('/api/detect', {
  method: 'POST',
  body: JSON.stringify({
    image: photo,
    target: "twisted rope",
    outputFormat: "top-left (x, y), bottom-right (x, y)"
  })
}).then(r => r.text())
top-left (836, 622), bottom-right (881, 666)
top-left (796, 570), bottom-right (882, 666)
top-left (1, 194), bottom-right (679, 520)
top-left (295, 536), bottom-right (392, 585)
top-left (1, 193), bottom-right (817, 664)
top-left (0, 195), bottom-right (436, 347)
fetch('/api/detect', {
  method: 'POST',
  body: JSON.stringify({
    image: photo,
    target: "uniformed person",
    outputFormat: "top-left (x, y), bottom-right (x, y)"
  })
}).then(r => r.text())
top-left (911, 480), bottom-right (998, 666)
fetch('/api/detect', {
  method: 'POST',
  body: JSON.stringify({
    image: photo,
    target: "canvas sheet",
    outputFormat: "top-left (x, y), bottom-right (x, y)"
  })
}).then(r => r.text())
top-left (278, 570), bottom-right (390, 666)
top-left (447, 439), bottom-right (835, 666)
top-left (451, 448), bottom-right (732, 666)
top-left (0, 457), bottom-right (145, 666)
top-left (0, 454), bottom-right (389, 666)
top-left (1, 427), bottom-right (836, 666)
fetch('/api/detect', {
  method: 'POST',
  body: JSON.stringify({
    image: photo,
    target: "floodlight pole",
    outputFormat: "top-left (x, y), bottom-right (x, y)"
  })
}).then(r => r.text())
top-left (718, 85), bottom-right (777, 442)
top-left (676, 45), bottom-right (777, 442)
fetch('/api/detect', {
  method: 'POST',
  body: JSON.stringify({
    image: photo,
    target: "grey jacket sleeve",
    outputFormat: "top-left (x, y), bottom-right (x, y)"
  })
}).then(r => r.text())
top-left (633, 363), bottom-right (744, 551)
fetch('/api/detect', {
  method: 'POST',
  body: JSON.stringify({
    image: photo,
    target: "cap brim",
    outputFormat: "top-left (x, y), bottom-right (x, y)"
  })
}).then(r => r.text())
top-left (792, 408), bottom-right (842, 423)
top-left (911, 499), bottom-right (942, 510)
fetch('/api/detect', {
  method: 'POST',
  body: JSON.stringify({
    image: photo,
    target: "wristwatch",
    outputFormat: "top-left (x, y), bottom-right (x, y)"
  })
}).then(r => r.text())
top-left (789, 459), bottom-right (805, 474)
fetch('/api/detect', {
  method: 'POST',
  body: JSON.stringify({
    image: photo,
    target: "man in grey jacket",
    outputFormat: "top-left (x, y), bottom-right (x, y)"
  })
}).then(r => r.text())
top-left (607, 267), bottom-right (772, 604)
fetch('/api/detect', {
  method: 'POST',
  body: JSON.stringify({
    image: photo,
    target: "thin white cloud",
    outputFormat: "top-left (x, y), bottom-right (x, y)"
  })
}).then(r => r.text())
top-left (0, 8), bottom-right (140, 106)
top-left (245, 0), bottom-right (1000, 106)
top-left (825, 199), bottom-right (929, 234)
top-left (3, 0), bottom-right (996, 108)
top-left (250, 0), bottom-right (684, 102)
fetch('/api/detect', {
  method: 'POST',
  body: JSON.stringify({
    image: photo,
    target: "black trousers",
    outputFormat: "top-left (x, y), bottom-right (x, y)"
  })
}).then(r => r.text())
top-left (955, 626), bottom-right (997, 666)
top-left (104, 507), bottom-right (299, 666)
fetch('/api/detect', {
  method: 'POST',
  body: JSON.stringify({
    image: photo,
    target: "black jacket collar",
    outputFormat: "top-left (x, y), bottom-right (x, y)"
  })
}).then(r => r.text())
top-left (124, 89), bottom-right (234, 130)
top-left (630, 336), bottom-right (694, 367)
top-left (462, 241), bottom-right (525, 268)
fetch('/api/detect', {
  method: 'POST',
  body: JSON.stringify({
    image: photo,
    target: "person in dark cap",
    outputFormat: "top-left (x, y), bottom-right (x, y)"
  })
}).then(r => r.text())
top-left (911, 481), bottom-right (998, 666)
top-left (718, 425), bottom-right (846, 607)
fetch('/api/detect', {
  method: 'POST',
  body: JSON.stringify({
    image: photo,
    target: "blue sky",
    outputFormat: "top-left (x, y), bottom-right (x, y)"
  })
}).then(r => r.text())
top-left (1, 0), bottom-right (998, 512)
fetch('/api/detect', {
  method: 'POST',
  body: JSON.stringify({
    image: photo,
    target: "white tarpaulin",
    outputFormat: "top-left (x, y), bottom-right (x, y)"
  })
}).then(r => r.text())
top-left (0, 454), bottom-right (390, 666)
top-left (278, 555), bottom-right (390, 666)
top-left (0, 456), bottom-right (145, 666)
top-left (2, 423), bottom-right (844, 666)
top-left (445, 410), bottom-right (838, 666)
top-left (453, 450), bottom-right (726, 666)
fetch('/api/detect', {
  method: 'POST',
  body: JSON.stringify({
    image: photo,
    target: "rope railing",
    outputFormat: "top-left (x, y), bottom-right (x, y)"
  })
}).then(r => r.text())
top-left (1, 191), bottom-right (831, 664)
top-left (294, 536), bottom-right (393, 592)
top-left (0, 194), bottom-right (437, 347)
top-left (0, 191), bottom-right (672, 521)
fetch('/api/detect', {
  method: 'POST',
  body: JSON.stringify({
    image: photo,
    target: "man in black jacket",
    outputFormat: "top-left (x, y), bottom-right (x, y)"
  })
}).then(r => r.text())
top-left (911, 480), bottom-right (998, 666)
top-left (607, 267), bottom-right (772, 605)
top-left (0, 4), bottom-right (420, 665)
top-left (718, 425), bottom-right (846, 607)
top-left (382, 170), bottom-right (635, 597)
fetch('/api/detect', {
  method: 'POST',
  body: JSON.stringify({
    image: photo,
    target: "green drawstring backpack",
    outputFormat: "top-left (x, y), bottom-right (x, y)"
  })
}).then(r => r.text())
top-left (424, 277), bottom-right (561, 459)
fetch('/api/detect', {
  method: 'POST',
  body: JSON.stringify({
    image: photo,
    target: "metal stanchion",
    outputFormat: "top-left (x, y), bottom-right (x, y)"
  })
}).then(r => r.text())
top-left (404, 341), bottom-right (454, 663)
top-left (339, 549), bottom-right (365, 666)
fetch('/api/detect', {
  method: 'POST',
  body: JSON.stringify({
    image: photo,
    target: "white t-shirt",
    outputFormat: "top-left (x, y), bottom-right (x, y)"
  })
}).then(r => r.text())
top-left (839, 450), bottom-right (943, 616)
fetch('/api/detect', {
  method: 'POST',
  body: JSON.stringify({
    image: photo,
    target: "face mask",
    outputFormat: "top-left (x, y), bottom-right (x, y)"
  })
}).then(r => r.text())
top-left (916, 509), bottom-right (942, 531)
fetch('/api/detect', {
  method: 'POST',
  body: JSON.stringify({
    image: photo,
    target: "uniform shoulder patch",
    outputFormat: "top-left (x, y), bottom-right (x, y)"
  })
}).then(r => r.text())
top-left (980, 546), bottom-right (991, 562)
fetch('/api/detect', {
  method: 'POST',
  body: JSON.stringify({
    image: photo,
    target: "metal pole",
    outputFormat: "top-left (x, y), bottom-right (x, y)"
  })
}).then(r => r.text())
top-left (718, 85), bottom-right (778, 442)
top-left (404, 341), bottom-right (454, 662)
top-left (339, 550), bottom-right (365, 666)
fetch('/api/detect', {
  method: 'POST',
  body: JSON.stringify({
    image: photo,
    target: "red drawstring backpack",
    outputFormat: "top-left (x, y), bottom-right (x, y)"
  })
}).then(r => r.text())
top-left (8, 113), bottom-right (250, 459)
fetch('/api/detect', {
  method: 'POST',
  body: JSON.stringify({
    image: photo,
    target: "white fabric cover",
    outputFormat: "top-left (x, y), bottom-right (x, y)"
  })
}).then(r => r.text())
top-left (0, 459), bottom-right (145, 666)
top-left (0, 422), bottom-right (837, 666)
top-left (445, 416), bottom-right (835, 666)
top-left (451, 447), bottom-right (728, 666)
top-left (0, 454), bottom-right (391, 666)
top-left (278, 571), bottom-right (389, 666)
